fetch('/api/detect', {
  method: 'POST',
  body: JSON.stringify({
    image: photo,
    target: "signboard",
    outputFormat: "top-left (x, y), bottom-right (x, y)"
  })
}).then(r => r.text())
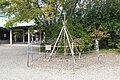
top-left (45, 45), bottom-right (51, 51)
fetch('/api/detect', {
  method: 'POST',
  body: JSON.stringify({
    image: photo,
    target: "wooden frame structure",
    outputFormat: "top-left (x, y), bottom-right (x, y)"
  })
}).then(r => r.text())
top-left (47, 16), bottom-right (76, 64)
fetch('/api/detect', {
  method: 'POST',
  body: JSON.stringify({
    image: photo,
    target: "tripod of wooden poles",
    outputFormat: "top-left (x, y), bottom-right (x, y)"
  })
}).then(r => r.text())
top-left (47, 15), bottom-right (76, 66)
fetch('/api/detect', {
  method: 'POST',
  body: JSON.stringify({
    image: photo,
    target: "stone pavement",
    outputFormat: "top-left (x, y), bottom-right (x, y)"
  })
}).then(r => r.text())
top-left (0, 46), bottom-right (120, 80)
top-left (0, 46), bottom-right (72, 80)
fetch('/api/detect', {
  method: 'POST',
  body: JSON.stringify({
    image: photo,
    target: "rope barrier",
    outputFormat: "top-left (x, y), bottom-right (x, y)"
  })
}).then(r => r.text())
top-left (28, 44), bottom-right (94, 48)
top-left (27, 42), bottom-right (99, 69)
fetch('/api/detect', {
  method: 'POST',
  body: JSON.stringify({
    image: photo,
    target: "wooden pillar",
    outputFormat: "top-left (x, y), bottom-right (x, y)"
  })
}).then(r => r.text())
top-left (28, 29), bottom-right (30, 44)
top-left (23, 30), bottom-right (25, 43)
top-left (95, 39), bottom-right (100, 62)
top-left (43, 32), bottom-right (45, 43)
top-left (10, 29), bottom-right (12, 45)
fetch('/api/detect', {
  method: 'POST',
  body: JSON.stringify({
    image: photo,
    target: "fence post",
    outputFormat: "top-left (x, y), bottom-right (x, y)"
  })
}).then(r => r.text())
top-left (95, 39), bottom-right (100, 62)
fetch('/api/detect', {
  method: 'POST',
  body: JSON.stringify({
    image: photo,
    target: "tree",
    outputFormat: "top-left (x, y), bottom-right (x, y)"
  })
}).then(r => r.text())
top-left (0, 0), bottom-right (59, 28)
top-left (74, 0), bottom-right (120, 49)
top-left (1, 0), bottom-right (120, 49)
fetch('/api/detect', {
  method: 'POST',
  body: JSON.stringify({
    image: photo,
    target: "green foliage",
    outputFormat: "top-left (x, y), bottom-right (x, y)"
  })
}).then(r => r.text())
top-left (45, 21), bottom-right (62, 44)
top-left (74, 0), bottom-right (120, 49)
top-left (0, 0), bottom-right (58, 28)
top-left (49, 0), bottom-right (120, 50)
top-left (45, 18), bottom-right (92, 52)
top-left (0, 0), bottom-right (120, 50)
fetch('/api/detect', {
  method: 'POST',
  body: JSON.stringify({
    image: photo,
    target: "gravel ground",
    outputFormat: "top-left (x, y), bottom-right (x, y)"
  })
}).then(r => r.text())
top-left (0, 46), bottom-right (120, 80)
